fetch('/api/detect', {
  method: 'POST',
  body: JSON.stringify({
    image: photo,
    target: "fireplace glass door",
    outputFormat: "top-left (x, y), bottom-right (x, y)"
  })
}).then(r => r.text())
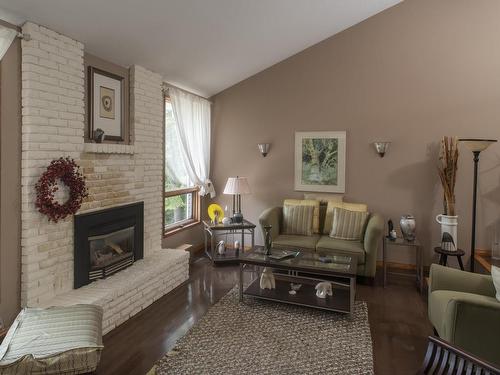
top-left (88, 226), bottom-right (135, 281)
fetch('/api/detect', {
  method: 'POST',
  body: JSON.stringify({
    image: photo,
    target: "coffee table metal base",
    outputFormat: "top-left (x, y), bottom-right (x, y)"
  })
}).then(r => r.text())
top-left (239, 263), bottom-right (355, 314)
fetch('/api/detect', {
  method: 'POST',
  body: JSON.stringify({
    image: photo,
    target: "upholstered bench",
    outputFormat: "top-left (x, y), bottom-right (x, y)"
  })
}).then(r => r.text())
top-left (0, 304), bottom-right (103, 374)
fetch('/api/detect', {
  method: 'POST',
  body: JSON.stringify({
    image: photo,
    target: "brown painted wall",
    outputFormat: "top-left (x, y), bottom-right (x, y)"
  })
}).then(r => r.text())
top-left (0, 36), bottom-right (21, 325)
top-left (212, 0), bottom-right (500, 265)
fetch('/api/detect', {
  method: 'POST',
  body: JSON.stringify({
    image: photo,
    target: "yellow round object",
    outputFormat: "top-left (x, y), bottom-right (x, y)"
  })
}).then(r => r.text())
top-left (208, 204), bottom-right (224, 221)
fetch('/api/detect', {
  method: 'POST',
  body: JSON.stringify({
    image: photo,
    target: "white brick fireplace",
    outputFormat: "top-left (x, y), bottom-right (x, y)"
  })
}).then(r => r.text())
top-left (20, 22), bottom-right (188, 332)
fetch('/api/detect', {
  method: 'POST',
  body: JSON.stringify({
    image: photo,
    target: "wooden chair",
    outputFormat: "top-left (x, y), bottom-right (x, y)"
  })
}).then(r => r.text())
top-left (418, 336), bottom-right (500, 375)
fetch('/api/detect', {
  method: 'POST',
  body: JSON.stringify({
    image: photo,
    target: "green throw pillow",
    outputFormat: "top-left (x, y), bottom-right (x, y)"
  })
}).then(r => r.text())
top-left (329, 207), bottom-right (369, 241)
top-left (283, 204), bottom-right (314, 236)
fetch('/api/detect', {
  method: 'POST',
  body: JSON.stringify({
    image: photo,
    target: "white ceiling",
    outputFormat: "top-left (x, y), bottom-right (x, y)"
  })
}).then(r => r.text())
top-left (0, 0), bottom-right (401, 97)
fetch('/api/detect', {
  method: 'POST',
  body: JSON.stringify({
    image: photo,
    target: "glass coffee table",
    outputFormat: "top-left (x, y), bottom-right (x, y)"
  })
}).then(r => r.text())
top-left (238, 246), bottom-right (357, 314)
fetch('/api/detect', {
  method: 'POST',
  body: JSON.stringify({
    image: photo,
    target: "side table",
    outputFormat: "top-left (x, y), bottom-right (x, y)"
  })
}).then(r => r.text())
top-left (203, 219), bottom-right (256, 265)
top-left (434, 247), bottom-right (465, 270)
top-left (383, 237), bottom-right (423, 292)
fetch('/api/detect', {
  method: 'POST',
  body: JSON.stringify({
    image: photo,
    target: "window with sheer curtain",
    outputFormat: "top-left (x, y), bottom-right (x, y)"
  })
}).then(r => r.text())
top-left (164, 98), bottom-right (199, 234)
top-left (164, 88), bottom-right (213, 236)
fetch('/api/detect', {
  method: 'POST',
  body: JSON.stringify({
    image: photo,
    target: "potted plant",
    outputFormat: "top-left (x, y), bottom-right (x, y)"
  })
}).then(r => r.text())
top-left (436, 136), bottom-right (459, 249)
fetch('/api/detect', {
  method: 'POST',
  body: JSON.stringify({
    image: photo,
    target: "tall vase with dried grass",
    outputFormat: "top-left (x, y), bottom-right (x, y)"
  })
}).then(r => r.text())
top-left (436, 136), bottom-right (459, 250)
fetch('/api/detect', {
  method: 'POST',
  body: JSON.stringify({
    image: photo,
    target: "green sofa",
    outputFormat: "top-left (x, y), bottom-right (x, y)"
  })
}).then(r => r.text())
top-left (428, 264), bottom-right (500, 366)
top-left (258, 205), bottom-right (384, 278)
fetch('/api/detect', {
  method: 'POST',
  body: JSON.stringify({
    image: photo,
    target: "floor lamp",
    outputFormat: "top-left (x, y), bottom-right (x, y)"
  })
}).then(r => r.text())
top-left (459, 138), bottom-right (497, 272)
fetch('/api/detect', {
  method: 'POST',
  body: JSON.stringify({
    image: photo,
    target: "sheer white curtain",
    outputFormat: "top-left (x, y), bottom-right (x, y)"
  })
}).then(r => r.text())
top-left (0, 26), bottom-right (16, 61)
top-left (169, 86), bottom-right (215, 197)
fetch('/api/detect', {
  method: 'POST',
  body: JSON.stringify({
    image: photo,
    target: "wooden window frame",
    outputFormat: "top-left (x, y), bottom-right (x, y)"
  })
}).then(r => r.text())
top-left (163, 95), bottom-right (201, 237)
top-left (163, 187), bottom-right (201, 237)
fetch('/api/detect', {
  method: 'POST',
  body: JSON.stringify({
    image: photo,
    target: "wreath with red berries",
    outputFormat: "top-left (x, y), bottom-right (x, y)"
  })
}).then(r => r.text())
top-left (35, 157), bottom-right (88, 223)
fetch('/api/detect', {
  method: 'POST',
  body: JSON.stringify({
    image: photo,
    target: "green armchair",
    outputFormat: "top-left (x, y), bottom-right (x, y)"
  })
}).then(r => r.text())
top-left (258, 206), bottom-right (383, 278)
top-left (428, 264), bottom-right (500, 366)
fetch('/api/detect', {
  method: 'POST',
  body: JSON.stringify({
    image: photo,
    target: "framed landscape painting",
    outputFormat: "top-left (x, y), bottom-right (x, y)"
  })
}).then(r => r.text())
top-left (294, 131), bottom-right (346, 193)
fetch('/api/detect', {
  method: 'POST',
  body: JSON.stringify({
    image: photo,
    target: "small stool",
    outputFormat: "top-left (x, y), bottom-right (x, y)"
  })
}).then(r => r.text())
top-left (434, 247), bottom-right (465, 270)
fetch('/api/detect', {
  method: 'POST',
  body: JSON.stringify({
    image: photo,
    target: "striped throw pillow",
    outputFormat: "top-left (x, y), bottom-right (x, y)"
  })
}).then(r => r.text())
top-left (284, 199), bottom-right (320, 233)
top-left (324, 201), bottom-right (368, 234)
top-left (330, 207), bottom-right (369, 241)
top-left (283, 204), bottom-right (314, 236)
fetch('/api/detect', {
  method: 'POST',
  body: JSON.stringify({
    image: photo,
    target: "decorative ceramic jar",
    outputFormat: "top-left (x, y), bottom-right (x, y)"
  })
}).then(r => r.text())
top-left (400, 215), bottom-right (416, 242)
top-left (436, 214), bottom-right (458, 250)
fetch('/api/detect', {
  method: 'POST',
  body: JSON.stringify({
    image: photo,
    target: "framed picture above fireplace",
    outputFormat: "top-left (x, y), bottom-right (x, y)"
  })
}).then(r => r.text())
top-left (88, 66), bottom-right (127, 142)
top-left (294, 131), bottom-right (346, 193)
top-left (85, 53), bottom-right (130, 144)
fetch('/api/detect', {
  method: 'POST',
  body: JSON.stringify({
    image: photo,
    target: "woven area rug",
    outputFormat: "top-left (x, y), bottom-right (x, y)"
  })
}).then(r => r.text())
top-left (154, 287), bottom-right (374, 374)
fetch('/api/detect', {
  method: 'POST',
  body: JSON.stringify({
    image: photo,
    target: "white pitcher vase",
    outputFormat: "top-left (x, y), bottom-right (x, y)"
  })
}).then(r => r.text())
top-left (436, 214), bottom-right (458, 250)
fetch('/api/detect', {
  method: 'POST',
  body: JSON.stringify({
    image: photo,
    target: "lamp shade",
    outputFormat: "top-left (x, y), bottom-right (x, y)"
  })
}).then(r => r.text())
top-left (223, 177), bottom-right (251, 195)
top-left (459, 138), bottom-right (497, 152)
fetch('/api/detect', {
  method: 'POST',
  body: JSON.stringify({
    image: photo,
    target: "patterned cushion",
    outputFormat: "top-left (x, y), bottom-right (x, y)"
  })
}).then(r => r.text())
top-left (283, 204), bottom-right (314, 236)
top-left (330, 208), bottom-right (369, 241)
top-left (324, 201), bottom-right (368, 234)
top-left (284, 199), bottom-right (320, 233)
top-left (0, 304), bottom-right (103, 375)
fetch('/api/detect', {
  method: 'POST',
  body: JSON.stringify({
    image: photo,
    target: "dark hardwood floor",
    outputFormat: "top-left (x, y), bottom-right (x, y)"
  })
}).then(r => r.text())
top-left (97, 257), bottom-right (433, 375)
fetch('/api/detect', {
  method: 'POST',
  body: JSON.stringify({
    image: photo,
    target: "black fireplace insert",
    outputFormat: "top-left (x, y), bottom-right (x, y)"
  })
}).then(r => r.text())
top-left (74, 202), bottom-right (144, 289)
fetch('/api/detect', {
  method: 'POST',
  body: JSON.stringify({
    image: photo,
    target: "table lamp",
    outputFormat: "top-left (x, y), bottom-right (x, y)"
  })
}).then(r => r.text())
top-left (459, 138), bottom-right (497, 272)
top-left (223, 176), bottom-right (251, 223)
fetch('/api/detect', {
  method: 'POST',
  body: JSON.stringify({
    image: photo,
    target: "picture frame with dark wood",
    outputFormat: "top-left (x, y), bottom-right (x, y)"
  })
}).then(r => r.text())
top-left (88, 66), bottom-right (126, 142)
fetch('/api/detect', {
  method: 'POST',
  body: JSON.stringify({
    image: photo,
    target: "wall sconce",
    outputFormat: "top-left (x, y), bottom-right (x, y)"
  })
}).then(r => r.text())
top-left (373, 141), bottom-right (391, 157)
top-left (258, 143), bottom-right (270, 157)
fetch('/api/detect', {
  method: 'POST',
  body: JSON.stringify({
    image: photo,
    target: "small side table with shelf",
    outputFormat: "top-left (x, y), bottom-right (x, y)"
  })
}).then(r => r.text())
top-left (203, 219), bottom-right (256, 265)
top-left (383, 237), bottom-right (424, 292)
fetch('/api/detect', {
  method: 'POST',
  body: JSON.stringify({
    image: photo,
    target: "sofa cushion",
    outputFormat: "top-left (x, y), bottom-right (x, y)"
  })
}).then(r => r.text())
top-left (330, 208), bottom-right (369, 241)
top-left (272, 234), bottom-right (320, 251)
top-left (316, 236), bottom-right (366, 264)
top-left (284, 199), bottom-right (320, 233)
top-left (0, 304), bottom-right (103, 374)
top-left (429, 290), bottom-right (499, 339)
top-left (324, 201), bottom-right (368, 234)
top-left (283, 204), bottom-right (314, 236)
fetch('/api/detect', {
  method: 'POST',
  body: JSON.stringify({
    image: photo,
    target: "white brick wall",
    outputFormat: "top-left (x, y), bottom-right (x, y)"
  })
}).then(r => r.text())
top-left (130, 66), bottom-right (164, 254)
top-left (20, 22), bottom-right (188, 329)
top-left (21, 22), bottom-right (85, 306)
